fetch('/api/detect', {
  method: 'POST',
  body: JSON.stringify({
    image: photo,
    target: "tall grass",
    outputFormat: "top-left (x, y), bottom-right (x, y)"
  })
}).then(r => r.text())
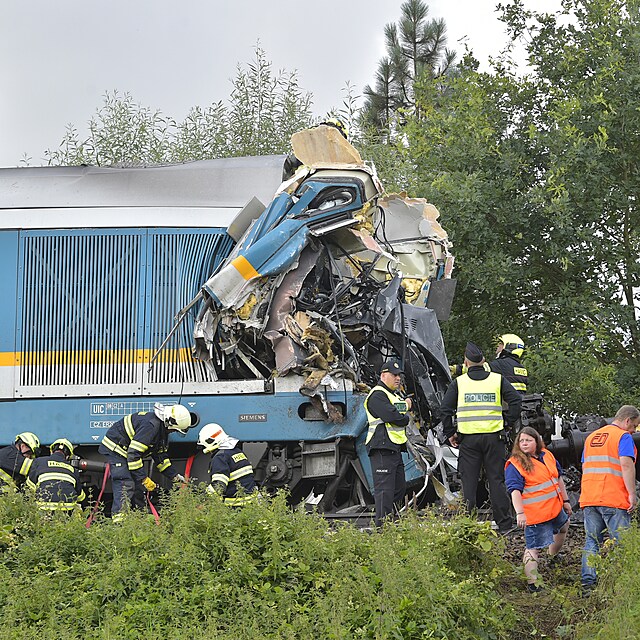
top-left (575, 522), bottom-right (640, 639)
top-left (1, 489), bottom-right (518, 639)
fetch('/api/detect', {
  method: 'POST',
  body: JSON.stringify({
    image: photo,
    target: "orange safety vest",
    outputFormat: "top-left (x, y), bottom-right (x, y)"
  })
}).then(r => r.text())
top-left (580, 424), bottom-right (637, 510)
top-left (506, 450), bottom-right (563, 525)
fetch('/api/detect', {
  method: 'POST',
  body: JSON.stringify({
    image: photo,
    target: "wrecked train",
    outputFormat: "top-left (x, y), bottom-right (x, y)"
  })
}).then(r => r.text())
top-left (0, 126), bottom-right (455, 511)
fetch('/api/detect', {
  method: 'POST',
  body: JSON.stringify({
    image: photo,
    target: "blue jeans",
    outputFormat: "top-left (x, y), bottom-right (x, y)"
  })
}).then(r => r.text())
top-left (581, 505), bottom-right (630, 586)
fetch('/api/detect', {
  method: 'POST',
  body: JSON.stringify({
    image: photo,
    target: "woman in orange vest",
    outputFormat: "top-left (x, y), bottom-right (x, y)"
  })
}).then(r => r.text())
top-left (505, 427), bottom-right (572, 592)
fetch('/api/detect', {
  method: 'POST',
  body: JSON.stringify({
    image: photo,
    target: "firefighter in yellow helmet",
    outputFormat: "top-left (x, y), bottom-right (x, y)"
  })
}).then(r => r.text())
top-left (98, 403), bottom-right (192, 520)
top-left (489, 333), bottom-right (528, 395)
top-left (27, 439), bottom-right (86, 512)
top-left (0, 432), bottom-right (40, 492)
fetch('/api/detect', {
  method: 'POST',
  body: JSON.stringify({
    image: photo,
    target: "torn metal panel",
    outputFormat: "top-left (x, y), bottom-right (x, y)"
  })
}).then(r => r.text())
top-left (190, 124), bottom-right (455, 426)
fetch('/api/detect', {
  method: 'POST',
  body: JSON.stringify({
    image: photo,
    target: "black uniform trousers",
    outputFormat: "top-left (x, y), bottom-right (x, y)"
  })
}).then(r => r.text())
top-left (458, 431), bottom-right (512, 532)
top-left (369, 449), bottom-right (406, 528)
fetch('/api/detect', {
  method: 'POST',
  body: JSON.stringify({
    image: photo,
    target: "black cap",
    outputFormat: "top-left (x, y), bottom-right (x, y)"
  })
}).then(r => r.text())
top-left (381, 358), bottom-right (404, 375)
top-left (464, 342), bottom-right (484, 363)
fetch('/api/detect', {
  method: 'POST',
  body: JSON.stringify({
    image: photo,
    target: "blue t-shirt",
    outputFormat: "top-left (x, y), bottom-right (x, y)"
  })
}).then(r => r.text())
top-left (505, 450), bottom-right (563, 494)
top-left (581, 431), bottom-right (636, 463)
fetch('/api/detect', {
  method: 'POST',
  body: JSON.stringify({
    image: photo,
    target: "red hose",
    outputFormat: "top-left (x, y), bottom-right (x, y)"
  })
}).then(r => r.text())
top-left (86, 463), bottom-right (111, 528)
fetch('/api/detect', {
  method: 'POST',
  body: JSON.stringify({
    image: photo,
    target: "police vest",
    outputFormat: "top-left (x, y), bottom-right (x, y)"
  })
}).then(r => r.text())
top-left (507, 450), bottom-right (562, 525)
top-left (364, 385), bottom-right (408, 445)
top-left (580, 424), bottom-right (636, 510)
top-left (456, 373), bottom-right (503, 434)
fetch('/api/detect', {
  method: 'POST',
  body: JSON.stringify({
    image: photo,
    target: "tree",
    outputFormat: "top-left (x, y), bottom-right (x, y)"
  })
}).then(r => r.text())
top-left (362, 0), bottom-right (456, 136)
top-left (397, 0), bottom-right (640, 414)
top-left (45, 46), bottom-right (314, 166)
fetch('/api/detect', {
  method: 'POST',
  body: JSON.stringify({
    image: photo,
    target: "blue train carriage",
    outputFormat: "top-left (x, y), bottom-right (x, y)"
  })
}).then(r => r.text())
top-left (181, 124), bottom-right (456, 510)
top-left (0, 125), bottom-right (455, 513)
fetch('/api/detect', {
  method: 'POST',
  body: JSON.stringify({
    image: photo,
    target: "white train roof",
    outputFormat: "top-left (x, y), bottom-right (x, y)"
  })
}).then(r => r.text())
top-left (0, 156), bottom-right (286, 229)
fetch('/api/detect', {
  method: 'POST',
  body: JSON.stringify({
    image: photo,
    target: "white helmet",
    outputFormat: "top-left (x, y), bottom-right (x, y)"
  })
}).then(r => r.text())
top-left (154, 403), bottom-right (192, 434)
top-left (198, 423), bottom-right (227, 454)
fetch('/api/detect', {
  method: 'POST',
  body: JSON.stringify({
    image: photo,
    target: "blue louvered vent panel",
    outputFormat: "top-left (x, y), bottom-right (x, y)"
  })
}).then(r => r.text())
top-left (19, 231), bottom-right (143, 387)
top-left (146, 230), bottom-right (233, 384)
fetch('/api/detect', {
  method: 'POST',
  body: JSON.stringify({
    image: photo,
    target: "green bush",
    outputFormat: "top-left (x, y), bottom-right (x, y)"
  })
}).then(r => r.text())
top-left (0, 490), bottom-right (519, 639)
top-left (575, 523), bottom-right (640, 639)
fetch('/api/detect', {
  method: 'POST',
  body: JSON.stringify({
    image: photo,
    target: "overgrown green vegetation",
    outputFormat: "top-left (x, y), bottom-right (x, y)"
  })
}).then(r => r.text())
top-left (573, 525), bottom-right (640, 639)
top-left (3, 490), bottom-right (639, 638)
top-left (44, 46), bottom-right (314, 167)
top-left (0, 490), bottom-right (517, 639)
top-left (365, 0), bottom-right (640, 416)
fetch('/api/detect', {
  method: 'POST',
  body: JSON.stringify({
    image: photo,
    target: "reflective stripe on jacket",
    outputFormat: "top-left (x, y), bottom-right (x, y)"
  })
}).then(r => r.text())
top-left (364, 385), bottom-right (408, 445)
top-left (456, 372), bottom-right (503, 434)
top-left (580, 424), bottom-right (636, 510)
top-left (507, 450), bottom-right (562, 525)
top-left (99, 412), bottom-right (175, 481)
top-left (490, 355), bottom-right (528, 394)
top-left (0, 445), bottom-right (34, 491)
top-left (26, 453), bottom-right (86, 511)
top-left (207, 447), bottom-right (257, 506)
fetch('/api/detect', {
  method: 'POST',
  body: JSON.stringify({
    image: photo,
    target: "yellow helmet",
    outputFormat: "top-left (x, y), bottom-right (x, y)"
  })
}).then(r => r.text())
top-left (15, 432), bottom-right (40, 454)
top-left (50, 438), bottom-right (74, 457)
top-left (498, 334), bottom-right (525, 358)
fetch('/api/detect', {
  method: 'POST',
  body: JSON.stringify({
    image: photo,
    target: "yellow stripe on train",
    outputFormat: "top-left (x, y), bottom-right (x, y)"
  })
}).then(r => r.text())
top-left (0, 348), bottom-right (195, 366)
top-left (231, 255), bottom-right (260, 280)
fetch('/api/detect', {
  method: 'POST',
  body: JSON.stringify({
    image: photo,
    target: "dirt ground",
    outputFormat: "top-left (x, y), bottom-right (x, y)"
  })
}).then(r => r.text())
top-left (499, 522), bottom-right (599, 640)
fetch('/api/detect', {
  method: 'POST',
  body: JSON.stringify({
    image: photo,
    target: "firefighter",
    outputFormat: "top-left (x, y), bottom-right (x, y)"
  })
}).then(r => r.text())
top-left (197, 423), bottom-right (257, 505)
top-left (489, 333), bottom-right (528, 394)
top-left (441, 342), bottom-right (522, 534)
top-left (98, 403), bottom-right (191, 521)
top-left (27, 438), bottom-right (85, 512)
top-left (0, 432), bottom-right (40, 492)
top-left (579, 404), bottom-right (639, 595)
top-left (364, 358), bottom-right (412, 528)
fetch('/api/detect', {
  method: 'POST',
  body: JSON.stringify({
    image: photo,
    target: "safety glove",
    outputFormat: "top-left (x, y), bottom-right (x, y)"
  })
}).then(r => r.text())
top-left (142, 477), bottom-right (157, 492)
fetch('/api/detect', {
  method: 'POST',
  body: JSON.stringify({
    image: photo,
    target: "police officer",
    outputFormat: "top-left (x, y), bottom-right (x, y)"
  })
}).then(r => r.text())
top-left (197, 423), bottom-right (257, 506)
top-left (98, 403), bottom-right (191, 520)
top-left (364, 358), bottom-right (412, 528)
top-left (489, 333), bottom-right (528, 394)
top-left (0, 432), bottom-right (40, 492)
top-left (27, 439), bottom-right (85, 512)
top-left (441, 342), bottom-right (521, 534)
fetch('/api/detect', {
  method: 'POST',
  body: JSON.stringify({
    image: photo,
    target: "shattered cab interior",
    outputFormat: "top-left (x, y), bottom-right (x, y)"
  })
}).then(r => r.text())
top-left (192, 125), bottom-right (455, 433)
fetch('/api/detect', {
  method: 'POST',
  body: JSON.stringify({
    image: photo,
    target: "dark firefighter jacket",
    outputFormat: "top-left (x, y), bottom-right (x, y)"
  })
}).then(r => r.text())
top-left (207, 446), bottom-right (257, 506)
top-left (98, 412), bottom-right (177, 483)
top-left (441, 366), bottom-right (522, 439)
top-left (489, 352), bottom-right (528, 394)
top-left (364, 381), bottom-right (410, 453)
top-left (0, 444), bottom-right (34, 491)
top-left (27, 451), bottom-right (86, 511)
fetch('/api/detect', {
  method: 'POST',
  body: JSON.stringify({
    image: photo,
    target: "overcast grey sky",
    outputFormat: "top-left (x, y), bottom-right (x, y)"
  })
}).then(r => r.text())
top-left (0, 0), bottom-right (560, 167)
